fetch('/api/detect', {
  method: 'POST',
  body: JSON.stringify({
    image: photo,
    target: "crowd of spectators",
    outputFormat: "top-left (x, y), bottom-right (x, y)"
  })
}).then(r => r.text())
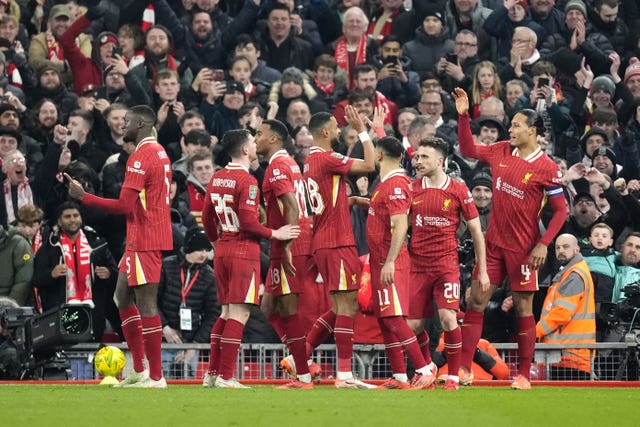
top-left (1, 0), bottom-right (640, 379)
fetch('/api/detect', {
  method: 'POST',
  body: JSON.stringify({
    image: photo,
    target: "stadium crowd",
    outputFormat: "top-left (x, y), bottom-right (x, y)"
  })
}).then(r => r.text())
top-left (1, 0), bottom-right (640, 383)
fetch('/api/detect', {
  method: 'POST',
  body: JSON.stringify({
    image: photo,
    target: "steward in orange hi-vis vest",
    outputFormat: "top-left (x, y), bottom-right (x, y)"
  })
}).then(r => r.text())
top-left (537, 254), bottom-right (596, 374)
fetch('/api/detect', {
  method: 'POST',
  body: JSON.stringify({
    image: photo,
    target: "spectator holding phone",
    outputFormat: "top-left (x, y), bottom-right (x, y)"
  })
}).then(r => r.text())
top-left (436, 30), bottom-right (482, 93)
top-left (404, 5), bottom-right (454, 81)
top-left (373, 35), bottom-right (420, 109)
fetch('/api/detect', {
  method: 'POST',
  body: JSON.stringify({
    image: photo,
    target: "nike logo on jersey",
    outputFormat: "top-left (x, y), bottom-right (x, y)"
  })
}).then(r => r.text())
top-left (446, 299), bottom-right (457, 304)
top-left (499, 162), bottom-right (508, 168)
top-left (380, 305), bottom-right (390, 312)
top-left (412, 200), bottom-right (423, 205)
top-left (520, 281), bottom-right (529, 286)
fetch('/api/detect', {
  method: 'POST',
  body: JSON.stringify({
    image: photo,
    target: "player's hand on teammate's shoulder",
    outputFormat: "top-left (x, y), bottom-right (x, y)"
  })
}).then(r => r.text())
top-left (272, 224), bottom-right (301, 241)
top-left (451, 87), bottom-right (469, 116)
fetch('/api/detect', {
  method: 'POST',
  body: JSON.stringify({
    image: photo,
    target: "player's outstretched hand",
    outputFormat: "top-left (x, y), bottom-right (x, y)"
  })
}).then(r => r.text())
top-left (344, 105), bottom-right (366, 133)
top-left (451, 87), bottom-right (469, 116)
top-left (273, 224), bottom-right (301, 241)
top-left (64, 173), bottom-right (86, 200)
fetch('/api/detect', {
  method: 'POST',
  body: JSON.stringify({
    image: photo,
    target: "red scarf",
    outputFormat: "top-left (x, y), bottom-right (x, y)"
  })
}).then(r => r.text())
top-left (244, 81), bottom-right (256, 101)
top-left (334, 34), bottom-right (367, 89)
top-left (314, 76), bottom-right (335, 95)
top-left (59, 230), bottom-right (92, 304)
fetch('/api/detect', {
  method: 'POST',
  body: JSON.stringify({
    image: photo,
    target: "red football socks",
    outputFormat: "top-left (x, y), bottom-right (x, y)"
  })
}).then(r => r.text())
top-left (282, 313), bottom-right (309, 376)
top-left (267, 311), bottom-right (287, 347)
top-left (219, 319), bottom-right (245, 380)
top-left (119, 306), bottom-right (145, 373)
top-left (334, 315), bottom-right (354, 374)
top-left (444, 327), bottom-right (462, 378)
top-left (207, 318), bottom-right (226, 375)
top-left (378, 318), bottom-right (406, 374)
top-left (380, 316), bottom-right (426, 370)
top-left (416, 330), bottom-right (432, 364)
top-left (306, 310), bottom-right (336, 356)
top-left (460, 309), bottom-right (484, 370)
top-left (141, 315), bottom-right (163, 380)
top-left (517, 315), bottom-right (536, 379)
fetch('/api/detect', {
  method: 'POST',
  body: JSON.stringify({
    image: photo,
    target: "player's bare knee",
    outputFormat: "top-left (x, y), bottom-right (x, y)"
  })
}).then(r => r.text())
top-left (407, 318), bottom-right (423, 334)
top-left (438, 309), bottom-right (458, 331)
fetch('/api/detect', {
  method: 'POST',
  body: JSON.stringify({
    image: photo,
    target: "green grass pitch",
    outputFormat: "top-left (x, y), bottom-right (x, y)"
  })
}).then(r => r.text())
top-left (2, 385), bottom-right (639, 427)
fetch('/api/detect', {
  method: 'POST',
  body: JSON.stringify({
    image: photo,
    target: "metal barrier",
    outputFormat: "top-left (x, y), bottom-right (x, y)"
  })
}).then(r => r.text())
top-left (62, 342), bottom-right (639, 382)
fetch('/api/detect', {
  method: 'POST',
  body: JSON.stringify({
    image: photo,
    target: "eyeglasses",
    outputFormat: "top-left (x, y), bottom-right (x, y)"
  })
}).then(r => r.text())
top-left (512, 38), bottom-right (531, 44)
top-left (8, 157), bottom-right (25, 164)
top-left (107, 73), bottom-right (123, 79)
top-left (455, 42), bottom-right (477, 47)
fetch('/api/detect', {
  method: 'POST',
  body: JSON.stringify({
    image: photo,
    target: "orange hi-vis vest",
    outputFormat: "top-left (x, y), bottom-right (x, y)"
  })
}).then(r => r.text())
top-left (536, 258), bottom-right (596, 373)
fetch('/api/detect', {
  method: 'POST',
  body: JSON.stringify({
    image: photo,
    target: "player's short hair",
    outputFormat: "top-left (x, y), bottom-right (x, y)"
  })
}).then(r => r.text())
top-left (129, 105), bottom-right (156, 126)
top-left (263, 119), bottom-right (289, 143)
top-left (515, 109), bottom-right (544, 136)
top-left (56, 201), bottom-right (81, 221)
top-left (418, 136), bottom-right (449, 158)
top-left (184, 129), bottom-right (211, 147)
top-left (376, 136), bottom-right (404, 159)
top-left (218, 128), bottom-right (252, 161)
top-left (308, 112), bottom-right (333, 136)
top-left (590, 223), bottom-right (613, 237)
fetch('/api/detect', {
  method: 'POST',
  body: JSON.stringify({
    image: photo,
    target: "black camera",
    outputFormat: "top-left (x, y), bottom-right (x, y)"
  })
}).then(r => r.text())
top-left (0, 304), bottom-right (93, 379)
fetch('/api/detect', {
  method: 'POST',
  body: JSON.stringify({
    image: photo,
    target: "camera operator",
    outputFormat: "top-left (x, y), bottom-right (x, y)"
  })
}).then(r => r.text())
top-left (32, 201), bottom-right (120, 342)
top-left (0, 296), bottom-right (20, 379)
top-left (612, 233), bottom-right (640, 304)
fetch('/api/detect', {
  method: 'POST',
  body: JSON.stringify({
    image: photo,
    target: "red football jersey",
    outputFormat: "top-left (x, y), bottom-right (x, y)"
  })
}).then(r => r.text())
top-left (303, 147), bottom-right (355, 252)
top-left (366, 169), bottom-right (411, 264)
top-left (466, 141), bottom-right (564, 252)
top-left (121, 137), bottom-right (172, 251)
top-left (409, 175), bottom-right (478, 267)
top-left (262, 149), bottom-right (312, 259)
top-left (205, 163), bottom-right (262, 260)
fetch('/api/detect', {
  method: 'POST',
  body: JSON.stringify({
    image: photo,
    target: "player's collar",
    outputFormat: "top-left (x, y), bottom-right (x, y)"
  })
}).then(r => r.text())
top-left (421, 174), bottom-right (449, 190)
top-left (136, 136), bottom-right (156, 150)
top-left (309, 146), bottom-right (325, 154)
top-left (268, 149), bottom-right (289, 164)
top-left (512, 146), bottom-right (543, 163)
top-left (381, 168), bottom-right (406, 182)
top-left (225, 162), bottom-right (249, 172)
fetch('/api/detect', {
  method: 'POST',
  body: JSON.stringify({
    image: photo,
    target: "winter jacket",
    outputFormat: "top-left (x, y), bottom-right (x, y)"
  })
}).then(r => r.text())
top-left (152, 0), bottom-right (258, 74)
top-left (540, 24), bottom-right (614, 77)
top-left (372, 55), bottom-right (422, 109)
top-left (158, 254), bottom-right (219, 343)
top-left (403, 27), bottom-right (455, 80)
top-left (0, 225), bottom-right (33, 305)
top-left (483, 6), bottom-right (547, 62)
top-left (445, 0), bottom-right (495, 61)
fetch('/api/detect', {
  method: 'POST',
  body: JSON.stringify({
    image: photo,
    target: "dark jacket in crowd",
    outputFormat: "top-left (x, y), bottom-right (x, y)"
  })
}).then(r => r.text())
top-left (158, 254), bottom-right (219, 343)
